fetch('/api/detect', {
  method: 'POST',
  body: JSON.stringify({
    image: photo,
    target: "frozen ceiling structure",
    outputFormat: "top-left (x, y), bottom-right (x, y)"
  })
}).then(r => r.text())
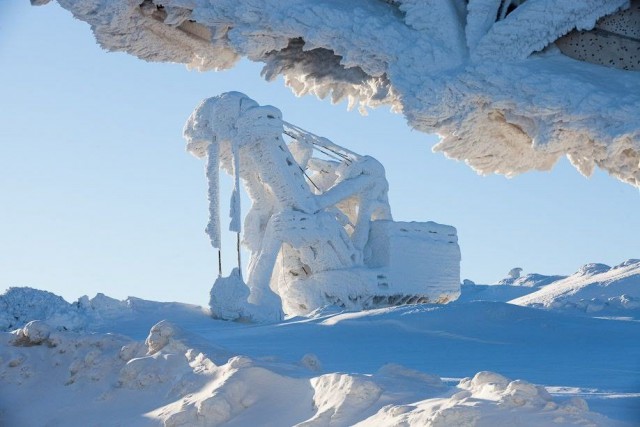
top-left (35, 0), bottom-right (640, 186)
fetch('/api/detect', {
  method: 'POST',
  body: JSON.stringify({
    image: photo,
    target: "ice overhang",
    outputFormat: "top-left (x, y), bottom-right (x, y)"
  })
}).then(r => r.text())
top-left (35, 0), bottom-right (640, 187)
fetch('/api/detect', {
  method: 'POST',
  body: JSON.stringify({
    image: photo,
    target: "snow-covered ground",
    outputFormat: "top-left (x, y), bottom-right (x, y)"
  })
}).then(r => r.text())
top-left (2, 260), bottom-right (638, 426)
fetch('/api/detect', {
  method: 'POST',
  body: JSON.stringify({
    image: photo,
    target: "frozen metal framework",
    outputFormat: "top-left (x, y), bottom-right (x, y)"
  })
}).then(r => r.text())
top-left (184, 93), bottom-right (461, 321)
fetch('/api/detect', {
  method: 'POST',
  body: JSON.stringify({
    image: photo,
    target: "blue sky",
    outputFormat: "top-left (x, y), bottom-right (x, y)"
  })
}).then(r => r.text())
top-left (1, 2), bottom-right (638, 305)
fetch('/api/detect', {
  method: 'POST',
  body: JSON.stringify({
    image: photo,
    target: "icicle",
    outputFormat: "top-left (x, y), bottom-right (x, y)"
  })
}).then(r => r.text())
top-left (229, 142), bottom-right (242, 233)
top-left (205, 139), bottom-right (221, 250)
top-left (229, 141), bottom-right (243, 275)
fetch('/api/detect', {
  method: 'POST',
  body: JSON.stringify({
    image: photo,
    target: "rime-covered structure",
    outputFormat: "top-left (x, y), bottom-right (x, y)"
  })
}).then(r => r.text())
top-left (184, 92), bottom-right (460, 321)
top-left (35, 1), bottom-right (640, 187)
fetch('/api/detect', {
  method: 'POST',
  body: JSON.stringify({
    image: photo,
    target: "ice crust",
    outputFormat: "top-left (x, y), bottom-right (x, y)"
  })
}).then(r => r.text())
top-left (38, 0), bottom-right (640, 186)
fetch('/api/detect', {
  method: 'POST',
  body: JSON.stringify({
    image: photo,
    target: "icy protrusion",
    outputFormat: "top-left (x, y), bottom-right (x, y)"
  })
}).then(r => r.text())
top-left (184, 93), bottom-right (460, 319)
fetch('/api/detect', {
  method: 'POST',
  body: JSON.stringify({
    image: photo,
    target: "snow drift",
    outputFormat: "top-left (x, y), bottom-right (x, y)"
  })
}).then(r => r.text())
top-left (456, 259), bottom-right (640, 319)
top-left (34, 0), bottom-right (640, 186)
top-left (2, 286), bottom-right (637, 426)
top-left (510, 259), bottom-right (640, 316)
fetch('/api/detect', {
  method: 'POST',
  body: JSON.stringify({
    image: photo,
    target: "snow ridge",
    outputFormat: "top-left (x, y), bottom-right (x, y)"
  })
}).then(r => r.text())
top-left (510, 259), bottom-right (640, 315)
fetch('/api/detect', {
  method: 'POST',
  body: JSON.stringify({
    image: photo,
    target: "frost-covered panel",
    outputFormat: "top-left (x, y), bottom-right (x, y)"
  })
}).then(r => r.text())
top-left (39, 0), bottom-right (640, 186)
top-left (364, 221), bottom-right (461, 300)
top-left (556, 1), bottom-right (640, 71)
top-left (471, 0), bottom-right (630, 61)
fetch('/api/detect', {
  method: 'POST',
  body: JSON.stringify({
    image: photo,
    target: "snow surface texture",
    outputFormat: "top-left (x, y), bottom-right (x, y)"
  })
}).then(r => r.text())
top-left (457, 259), bottom-right (640, 319)
top-left (37, 0), bottom-right (640, 186)
top-left (183, 92), bottom-right (460, 321)
top-left (510, 259), bottom-right (640, 316)
top-left (2, 279), bottom-right (639, 426)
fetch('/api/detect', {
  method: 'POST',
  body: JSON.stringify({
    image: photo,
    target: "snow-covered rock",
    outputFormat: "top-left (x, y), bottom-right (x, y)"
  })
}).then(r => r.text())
top-left (11, 320), bottom-right (53, 346)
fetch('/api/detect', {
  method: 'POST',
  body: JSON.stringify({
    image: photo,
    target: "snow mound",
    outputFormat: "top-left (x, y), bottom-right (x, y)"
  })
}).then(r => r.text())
top-left (0, 321), bottom-right (621, 426)
top-left (1, 288), bottom-right (638, 425)
top-left (37, 0), bottom-right (640, 186)
top-left (209, 268), bottom-right (252, 321)
top-left (363, 371), bottom-right (607, 427)
top-left (0, 287), bottom-right (209, 333)
top-left (510, 259), bottom-right (640, 316)
top-left (0, 287), bottom-right (84, 331)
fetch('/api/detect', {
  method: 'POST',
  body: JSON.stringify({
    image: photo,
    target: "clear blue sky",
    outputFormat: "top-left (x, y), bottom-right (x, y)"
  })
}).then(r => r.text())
top-left (1, 2), bottom-right (638, 305)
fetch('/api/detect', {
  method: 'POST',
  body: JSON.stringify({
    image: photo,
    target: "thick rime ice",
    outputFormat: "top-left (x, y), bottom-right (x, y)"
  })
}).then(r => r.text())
top-left (183, 92), bottom-right (460, 321)
top-left (38, 0), bottom-right (640, 186)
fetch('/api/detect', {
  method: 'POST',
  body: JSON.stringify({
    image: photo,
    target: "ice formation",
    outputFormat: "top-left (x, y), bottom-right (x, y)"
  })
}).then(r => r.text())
top-left (35, 0), bottom-right (640, 186)
top-left (183, 92), bottom-right (460, 321)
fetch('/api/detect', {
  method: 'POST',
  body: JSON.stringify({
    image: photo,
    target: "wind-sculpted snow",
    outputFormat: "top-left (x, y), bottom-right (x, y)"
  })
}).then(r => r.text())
top-left (457, 259), bottom-right (640, 318)
top-left (510, 259), bottom-right (640, 316)
top-left (1, 310), bottom-right (631, 426)
top-left (36, 0), bottom-right (640, 186)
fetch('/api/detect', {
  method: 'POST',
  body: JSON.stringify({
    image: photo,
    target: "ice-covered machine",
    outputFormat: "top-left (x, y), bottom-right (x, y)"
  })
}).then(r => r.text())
top-left (184, 92), bottom-right (460, 321)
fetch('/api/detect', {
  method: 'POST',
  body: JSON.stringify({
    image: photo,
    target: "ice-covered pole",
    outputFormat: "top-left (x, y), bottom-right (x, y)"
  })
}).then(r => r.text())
top-left (183, 97), bottom-right (226, 274)
top-left (205, 139), bottom-right (222, 275)
top-left (229, 144), bottom-right (242, 274)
